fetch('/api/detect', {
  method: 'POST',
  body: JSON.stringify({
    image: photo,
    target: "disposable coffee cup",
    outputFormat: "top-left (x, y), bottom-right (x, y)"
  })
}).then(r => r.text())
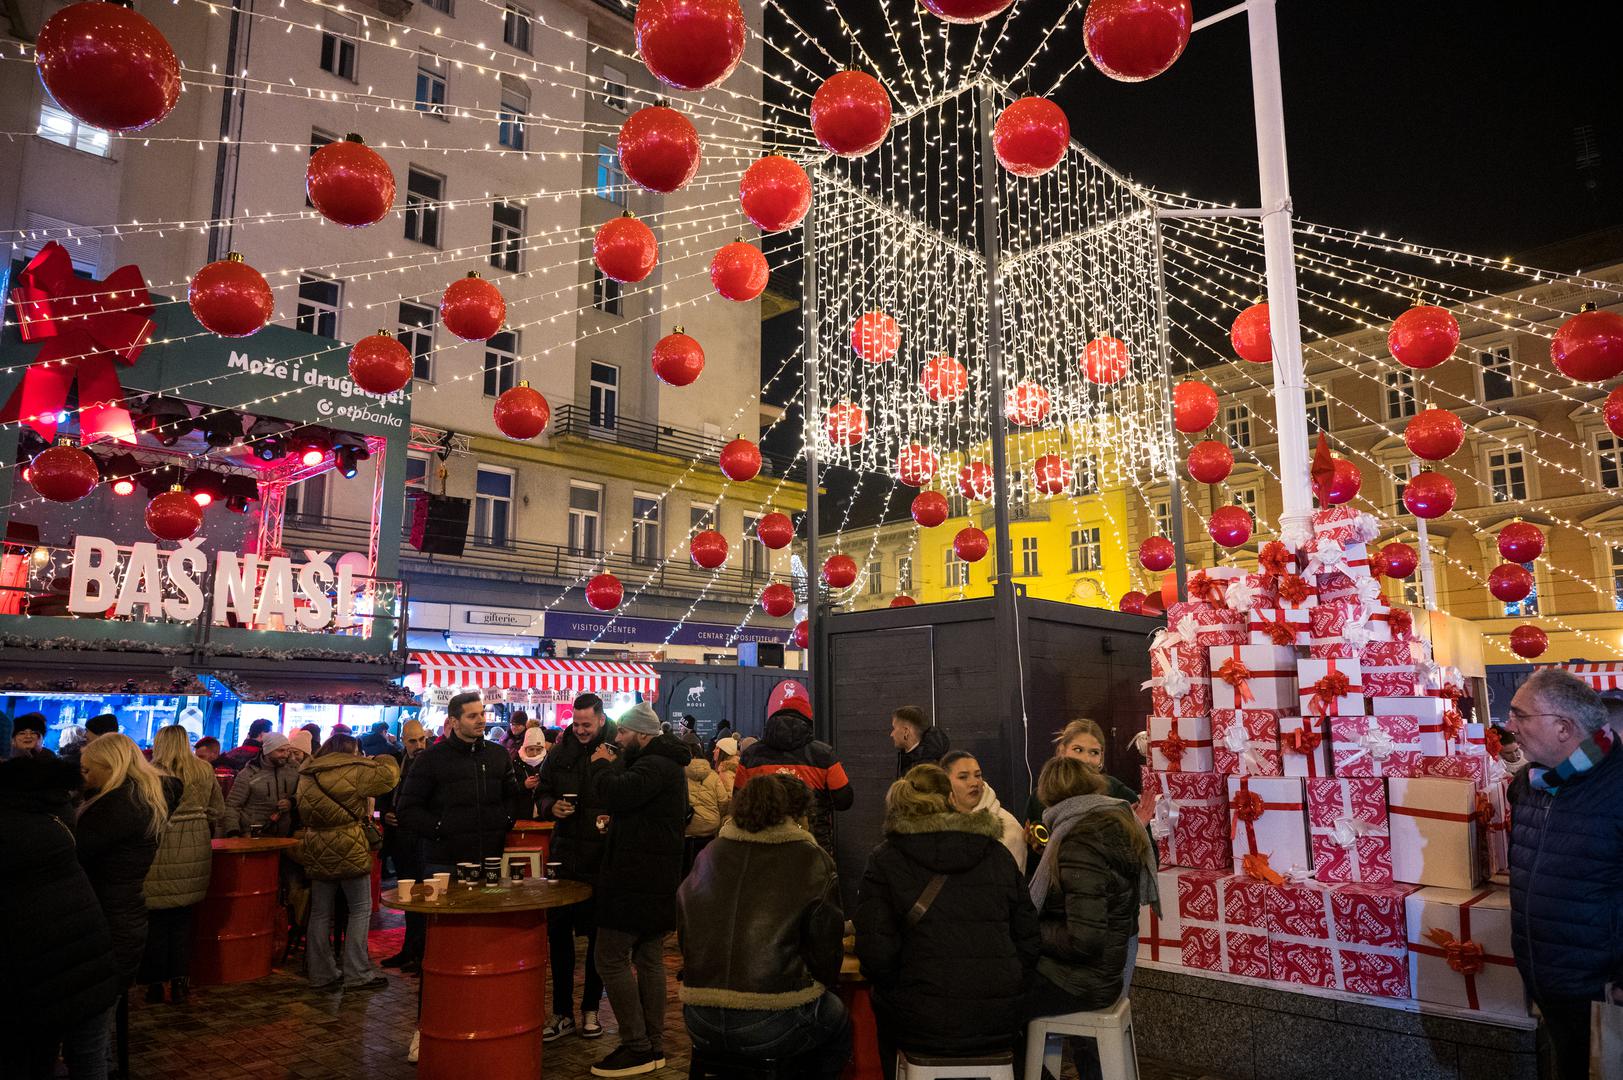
top-left (508, 862), bottom-right (525, 883)
top-left (248, 824), bottom-right (264, 839)
top-left (431, 872), bottom-right (451, 893)
top-left (457, 862), bottom-right (479, 884)
top-left (483, 857), bottom-right (502, 886)
top-left (396, 878), bottom-right (416, 897)
top-left (545, 862), bottom-right (561, 881)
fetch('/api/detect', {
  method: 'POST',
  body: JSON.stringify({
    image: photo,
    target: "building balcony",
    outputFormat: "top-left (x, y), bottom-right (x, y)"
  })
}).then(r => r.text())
top-left (549, 405), bottom-right (803, 480)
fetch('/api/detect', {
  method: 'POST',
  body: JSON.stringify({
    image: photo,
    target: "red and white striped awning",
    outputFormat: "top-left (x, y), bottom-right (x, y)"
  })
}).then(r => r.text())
top-left (1547, 663), bottom-right (1623, 691)
top-left (409, 653), bottom-right (658, 696)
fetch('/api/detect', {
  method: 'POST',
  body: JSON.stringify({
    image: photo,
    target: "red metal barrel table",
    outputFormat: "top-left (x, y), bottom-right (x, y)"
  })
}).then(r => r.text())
top-left (189, 836), bottom-right (299, 985)
top-left (839, 954), bottom-right (884, 1080)
top-left (505, 819), bottom-right (554, 869)
top-left (383, 878), bottom-right (591, 1080)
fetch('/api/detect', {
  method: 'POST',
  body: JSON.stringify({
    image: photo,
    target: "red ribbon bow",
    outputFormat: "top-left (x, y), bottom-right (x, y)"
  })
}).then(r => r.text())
top-left (1442, 708), bottom-right (1465, 745)
top-left (1471, 792), bottom-right (1493, 828)
top-left (1436, 684), bottom-right (1465, 704)
top-left (1484, 727), bottom-right (1504, 759)
top-left (1231, 788), bottom-right (1266, 824)
top-left (1215, 657), bottom-right (1256, 705)
top-left (1424, 928), bottom-right (1486, 976)
top-left (1389, 609), bottom-right (1414, 638)
top-left (1240, 852), bottom-right (1285, 885)
top-left (1277, 574), bottom-right (1312, 604)
top-left (1157, 731), bottom-right (1188, 769)
top-left (1309, 670), bottom-right (1351, 716)
top-left (1259, 614), bottom-right (1297, 646)
top-left (2, 241), bottom-right (151, 443)
top-left (1258, 541), bottom-right (1292, 576)
top-left (1281, 723), bottom-right (1323, 755)
top-left (1187, 571), bottom-right (1224, 604)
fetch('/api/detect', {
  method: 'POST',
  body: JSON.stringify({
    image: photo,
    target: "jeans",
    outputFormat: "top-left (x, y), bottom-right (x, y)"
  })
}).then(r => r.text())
top-left (548, 897), bottom-right (604, 1016)
top-left (308, 875), bottom-right (377, 987)
top-left (138, 905), bottom-right (195, 984)
top-left (595, 927), bottom-right (667, 1054)
top-left (60, 1000), bottom-right (116, 1080)
top-left (685, 993), bottom-right (851, 1080)
top-left (1535, 996), bottom-right (1593, 1080)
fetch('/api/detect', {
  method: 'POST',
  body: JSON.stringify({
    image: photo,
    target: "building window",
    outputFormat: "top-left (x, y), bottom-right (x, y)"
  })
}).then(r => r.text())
top-left (690, 503), bottom-right (717, 535)
top-left (404, 168), bottom-right (444, 247)
top-left (1401, 577), bottom-right (1424, 608)
top-left (284, 473), bottom-right (327, 524)
top-left (601, 65), bottom-right (628, 111)
top-left (1503, 562), bottom-right (1539, 617)
top-left (1073, 456), bottom-right (1098, 496)
top-left (1487, 446), bottom-right (1528, 502)
top-left (305, 129), bottom-right (336, 207)
top-left (319, 18), bottom-right (357, 80)
top-left (595, 145), bottom-right (627, 206)
top-left (631, 494), bottom-right (661, 565)
top-left (944, 548), bottom-right (970, 588)
top-left (420, 0), bottom-right (452, 13)
top-left (1070, 527), bottom-right (1101, 574)
top-left (1020, 536), bottom-right (1040, 577)
top-left (502, 4), bottom-right (532, 52)
top-left (1223, 403), bottom-right (1252, 449)
top-left (1480, 344), bottom-right (1516, 401)
top-left (37, 100), bottom-right (110, 156)
top-left (589, 362), bottom-right (619, 430)
top-left (1596, 432), bottom-right (1623, 489)
top-left (866, 562), bottom-right (883, 595)
top-left (1389, 464), bottom-right (1409, 510)
top-left (397, 301), bottom-right (435, 382)
top-left (498, 84), bottom-right (528, 150)
top-left (592, 269), bottom-right (623, 316)
top-left (1306, 386), bottom-right (1330, 435)
top-left (742, 514), bottom-right (767, 578)
top-left (295, 275), bottom-right (341, 338)
top-left (1384, 369), bottom-right (1417, 421)
top-left (405, 454), bottom-right (430, 491)
top-left (1153, 500), bottom-right (1172, 541)
top-left (474, 466), bottom-right (514, 546)
top-left (947, 491), bottom-right (969, 519)
top-left (897, 556), bottom-right (913, 593)
top-left (415, 55), bottom-right (447, 116)
top-left (490, 199), bottom-right (524, 273)
top-left (567, 483), bottom-right (601, 555)
top-left (1611, 547), bottom-right (1623, 612)
top-left (482, 330), bottom-right (518, 397)
top-left (1232, 486), bottom-right (1260, 522)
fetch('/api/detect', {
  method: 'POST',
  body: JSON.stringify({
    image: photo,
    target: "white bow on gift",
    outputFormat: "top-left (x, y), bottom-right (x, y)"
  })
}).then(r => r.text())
top-left (1283, 864), bottom-right (1314, 884)
top-left (1142, 669), bottom-right (1193, 699)
top-left (1224, 579), bottom-right (1263, 612)
top-left (1280, 520), bottom-right (1314, 553)
top-left (1222, 724), bottom-right (1266, 774)
top-left (1351, 511), bottom-right (1380, 543)
top-left (1306, 537), bottom-right (1349, 577)
top-left (1359, 720), bottom-right (1396, 761)
top-left (1353, 576), bottom-right (1384, 605)
top-left (1130, 729), bottom-right (1151, 758)
top-left (1341, 605), bottom-right (1377, 649)
top-left (1151, 615), bottom-right (1201, 656)
top-left (1150, 795), bottom-right (1180, 841)
top-left (1417, 657), bottom-right (1445, 692)
top-left (1331, 816), bottom-right (1378, 849)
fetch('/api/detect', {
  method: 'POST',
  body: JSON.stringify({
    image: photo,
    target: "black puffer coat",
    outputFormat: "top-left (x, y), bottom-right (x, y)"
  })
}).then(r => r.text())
top-left (587, 733), bottom-right (691, 935)
top-left (1508, 742), bottom-right (1623, 1001)
top-left (896, 725), bottom-right (951, 778)
top-left (536, 722), bottom-right (617, 883)
top-left (397, 734), bottom-right (520, 866)
top-left (1031, 800), bottom-right (1143, 1009)
top-left (734, 711), bottom-right (853, 854)
top-left (77, 779), bottom-right (162, 982)
top-left (855, 810), bottom-right (1039, 1054)
top-left (0, 756), bottom-right (120, 1032)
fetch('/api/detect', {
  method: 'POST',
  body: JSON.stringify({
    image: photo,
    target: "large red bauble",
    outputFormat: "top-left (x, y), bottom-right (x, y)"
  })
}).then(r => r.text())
top-left (1231, 302), bottom-right (1272, 364)
top-left (1388, 306), bottom-right (1459, 369)
top-left (954, 527), bottom-right (989, 563)
top-left (824, 401), bottom-right (868, 446)
top-left (1118, 591), bottom-right (1147, 615)
top-left (911, 491), bottom-right (949, 528)
top-left (851, 311), bottom-right (900, 363)
top-left (992, 97), bottom-right (1069, 178)
top-left (1380, 542), bottom-right (1418, 580)
top-left (1083, 0), bottom-right (1193, 82)
top-left (36, 2), bottom-right (180, 132)
top-left (896, 444), bottom-right (939, 487)
top-left (306, 135), bottom-right (395, 228)
top-left (1488, 563), bottom-right (1533, 603)
top-left (1550, 307), bottom-right (1623, 383)
top-left (1160, 571), bottom-right (1179, 610)
top-left (1208, 505), bottom-right (1253, 549)
top-left (756, 512), bottom-right (794, 549)
top-left (1139, 536), bottom-right (1175, 572)
top-left (617, 105), bottom-right (700, 194)
top-left (1004, 380), bottom-right (1051, 427)
top-left (719, 437), bottom-right (762, 482)
top-left (1081, 336), bottom-right (1129, 384)
top-left (1497, 522), bottom-right (1545, 564)
top-left (440, 273), bottom-right (506, 342)
top-left (1187, 440), bottom-right (1234, 484)
top-left (760, 582), bottom-right (796, 618)
top-left (921, 355), bottom-right (968, 402)
top-left (958, 461), bottom-right (994, 502)
top-left (633, 0), bottom-right (746, 91)
top-left (793, 620), bottom-right (809, 650)
top-left (585, 573), bottom-right (624, 612)
top-left (919, 0), bottom-right (1012, 23)
top-left (348, 331), bottom-right (413, 396)
top-left (810, 71), bottom-right (892, 158)
top-left (1173, 380), bottom-right (1219, 433)
top-left (1509, 624), bottom-right (1548, 659)
top-left (710, 241), bottom-right (769, 302)
top-left (652, 329), bottom-right (705, 386)
top-left (1403, 470), bottom-right (1456, 519)
top-left (1404, 407), bottom-right (1465, 461)
top-left (492, 383), bottom-right (550, 440)
top-left (146, 487), bottom-right (203, 542)
top-left (1031, 454), bottom-right (1073, 495)
top-left (740, 156), bottom-right (812, 233)
top-left (691, 529), bottom-right (729, 569)
top-left (822, 554), bottom-right (859, 589)
top-left (1605, 386), bottom-right (1623, 440)
top-left (28, 444), bottom-right (97, 503)
top-left (890, 595), bottom-right (917, 609)
top-left (1322, 458), bottom-right (1363, 506)
top-left (594, 214), bottom-right (658, 284)
top-left (188, 255), bottom-right (273, 338)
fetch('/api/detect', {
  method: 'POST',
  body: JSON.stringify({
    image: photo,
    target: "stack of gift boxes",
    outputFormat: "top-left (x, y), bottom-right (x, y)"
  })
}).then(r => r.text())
top-left (1137, 507), bottom-right (1524, 1019)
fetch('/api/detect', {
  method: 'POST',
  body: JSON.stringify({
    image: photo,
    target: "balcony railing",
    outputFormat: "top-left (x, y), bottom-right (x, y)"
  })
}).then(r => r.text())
top-left (549, 405), bottom-right (802, 479)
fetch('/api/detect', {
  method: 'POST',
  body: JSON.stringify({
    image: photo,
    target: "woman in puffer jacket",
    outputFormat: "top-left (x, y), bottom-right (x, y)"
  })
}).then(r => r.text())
top-left (295, 733), bottom-right (400, 990)
top-left (140, 725), bottom-right (225, 1006)
top-left (683, 754), bottom-right (731, 875)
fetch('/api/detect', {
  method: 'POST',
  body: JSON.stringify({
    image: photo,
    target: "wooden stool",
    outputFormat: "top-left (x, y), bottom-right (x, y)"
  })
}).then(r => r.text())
top-left (899, 1048), bottom-right (1015, 1079)
top-left (500, 849), bottom-right (543, 880)
top-left (1020, 997), bottom-right (1139, 1080)
top-left (687, 1046), bottom-right (791, 1078)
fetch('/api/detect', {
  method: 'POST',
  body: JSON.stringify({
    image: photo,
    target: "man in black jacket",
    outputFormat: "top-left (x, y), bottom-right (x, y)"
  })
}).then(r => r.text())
top-left (733, 698), bottom-right (853, 855)
top-left (891, 705), bottom-right (950, 778)
top-left (397, 693), bottom-right (520, 876)
top-left (379, 718), bottom-right (431, 972)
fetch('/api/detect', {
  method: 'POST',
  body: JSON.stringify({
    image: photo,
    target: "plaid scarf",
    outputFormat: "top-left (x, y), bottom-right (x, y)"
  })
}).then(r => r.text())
top-left (1528, 727), bottom-right (1615, 794)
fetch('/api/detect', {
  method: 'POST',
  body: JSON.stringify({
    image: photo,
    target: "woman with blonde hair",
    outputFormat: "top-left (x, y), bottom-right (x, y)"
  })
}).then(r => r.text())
top-left (140, 725), bottom-right (226, 1005)
top-left (1024, 720), bottom-right (1139, 850)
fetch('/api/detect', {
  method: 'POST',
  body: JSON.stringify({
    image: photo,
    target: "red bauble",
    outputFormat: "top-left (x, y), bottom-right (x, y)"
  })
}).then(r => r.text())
top-left (585, 573), bottom-right (624, 612)
top-left (1509, 624), bottom-right (1548, 659)
top-left (1139, 536), bottom-right (1175, 572)
top-left (710, 241), bottom-right (769, 302)
top-left (1322, 458), bottom-right (1363, 506)
top-left (1388, 306), bottom-right (1460, 369)
top-left (28, 444), bottom-right (97, 503)
top-left (1231, 302), bottom-right (1272, 364)
top-left (760, 582), bottom-right (796, 618)
top-left (739, 156), bottom-right (812, 233)
top-left (992, 97), bottom-right (1069, 178)
top-left (890, 595), bottom-right (917, 608)
top-left (1004, 380), bottom-right (1051, 427)
top-left (346, 331), bottom-right (413, 396)
top-left (1118, 591), bottom-right (1147, 615)
top-left (1605, 386), bottom-right (1623, 440)
top-left (188, 254), bottom-right (273, 338)
top-left (1160, 571), bottom-right (1179, 610)
top-left (1083, 0), bottom-right (1193, 82)
top-left (1081, 336), bottom-right (1129, 384)
top-left (306, 135), bottom-right (395, 228)
top-left (919, 0), bottom-right (1012, 23)
top-left (1208, 505), bottom-right (1253, 548)
top-left (810, 70), bottom-right (892, 158)
top-left (633, 0), bottom-right (746, 90)
top-left (1380, 542), bottom-right (1419, 580)
top-left (921, 355), bottom-right (968, 402)
top-left (824, 402), bottom-right (868, 446)
top-left (851, 311), bottom-right (900, 363)
top-left (896, 444), bottom-right (939, 486)
top-left (719, 437), bottom-right (762, 482)
top-left (492, 383), bottom-right (551, 440)
top-left (1404, 407), bottom-right (1466, 461)
top-left (793, 620), bottom-right (809, 650)
top-left (1403, 471), bottom-right (1456, 519)
top-left (146, 487), bottom-right (203, 542)
top-left (652, 329), bottom-right (705, 386)
top-left (822, 554), bottom-right (859, 589)
top-left (36, 1), bottom-right (180, 132)
top-left (594, 214), bottom-right (658, 284)
top-left (958, 461), bottom-right (994, 502)
top-left (691, 529), bottom-right (729, 569)
top-left (1488, 563), bottom-right (1534, 604)
top-left (440, 273), bottom-right (506, 342)
top-left (617, 105), bottom-right (700, 194)
top-left (911, 490), bottom-right (949, 528)
top-left (1031, 453), bottom-right (1073, 495)
top-left (756, 512), bottom-right (794, 550)
top-left (1187, 440), bottom-right (1234, 484)
top-left (1498, 522), bottom-right (1545, 563)
top-left (1173, 380), bottom-right (1219, 433)
top-left (954, 527), bottom-right (989, 563)
top-left (1550, 307), bottom-right (1623, 383)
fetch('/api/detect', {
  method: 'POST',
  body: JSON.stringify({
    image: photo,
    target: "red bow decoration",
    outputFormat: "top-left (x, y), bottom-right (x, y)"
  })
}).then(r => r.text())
top-left (1157, 731), bottom-right (1188, 770)
top-left (1442, 708), bottom-right (1465, 745)
top-left (1281, 723), bottom-right (1323, 755)
top-left (1277, 574), bottom-right (1312, 604)
top-left (1215, 658), bottom-right (1256, 705)
top-left (1436, 683), bottom-right (1465, 704)
top-left (1484, 727), bottom-right (1503, 759)
top-left (1471, 792), bottom-right (1494, 828)
top-left (1231, 788), bottom-right (1266, 824)
top-left (1187, 570), bottom-right (1224, 604)
top-left (1241, 852), bottom-right (1285, 885)
top-left (1258, 613), bottom-right (1297, 646)
top-left (1424, 928), bottom-right (1486, 976)
top-left (1258, 541), bottom-right (1292, 576)
top-left (1389, 609), bottom-right (1414, 639)
top-left (1309, 670), bottom-right (1351, 716)
top-left (1310, 431), bottom-right (1335, 505)
top-left (2, 241), bottom-right (150, 443)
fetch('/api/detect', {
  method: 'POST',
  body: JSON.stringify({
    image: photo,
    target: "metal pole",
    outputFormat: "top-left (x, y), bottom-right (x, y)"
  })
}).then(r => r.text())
top-left (801, 193), bottom-right (822, 696)
top-left (1408, 460), bottom-right (1439, 611)
top-left (1151, 215), bottom-right (1189, 603)
top-left (976, 83), bottom-right (1017, 591)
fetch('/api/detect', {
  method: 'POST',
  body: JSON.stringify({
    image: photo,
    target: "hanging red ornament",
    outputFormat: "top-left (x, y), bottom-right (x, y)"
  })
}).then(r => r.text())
top-left (1550, 305), bottom-right (1623, 383)
top-left (958, 461), bottom-right (994, 502)
top-left (1160, 571), bottom-right (1180, 610)
top-left (810, 70), bottom-right (892, 158)
top-left (346, 331), bottom-right (413, 396)
top-left (1031, 453), bottom-right (1072, 495)
top-left (1380, 542), bottom-right (1419, 580)
top-left (1509, 624), bottom-right (1548, 659)
top-left (822, 554), bottom-right (859, 589)
top-left (1208, 505), bottom-right (1253, 549)
top-left (921, 355), bottom-right (968, 402)
top-left (890, 595), bottom-right (917, 608)
top-left (633, 0), bottom-right (746, 90)
top-left (1083, 0), bottom-right (1193, 82)
top-left (1081, 336), bottom-right (1129, 384)
top-left (652, 328), bottom-right (705, 386)
top-left (719, 437), bottom-right (762, 482)
top-left (992, 97), bottom-right (1069, 178)
top-left (1139, 536), bottom-right (1175, 572)
top-left (188, 253), bottom-right (273, 338)
top-left (756, 512), bottom-right (794, 550)
top-left (1404, 407), bottom-right (1465, 461)
top-left (617, 104), bottom-right (701, 194)
top-left (306, 134), bottom-right (395, 228)
top-left (911, 490), bottom-right (949, 528)
top-left (1187, 440), bottom-right (1234, 484)
top-left (1497, 521), bottom-right (1545, 563)
top-left (896, 444), bottom-right (939, 487)
top-left (1606, 386), bottom-right (1623, 440)
top-left (919, 0), bottom-right (1012, 23)
top-left (1322, 458), bottom-right (1362, 506)
top-left (710, 240), bottom-right (769, 302)
top-left (1004, 380), bottom-right (1051, 427)
top-left (585, 573), bottom-right (624, 612)
top-left (492, 382), bottom-right (551, 440)
top-left (954, 527), bottom-right (989, 563)
top-left (691, 529), bottom-right (729, 569)
top-left (1488, 563), bottom-right (1533, 604)
top-left (851, 311), bottom-right (901, 363)
top-left (1118, 591), bottom-right (1147, 615)
top-left (28, 443), bottom-right (98, 503)
top-left (1173, 380), bottom-right (1219, 433)
top-left (1388, 306), bottom-right (1460, 369)
top-left (594, 213), bottom-right (658, 284)
top-left (739, 156), bottom-right (812, 233)
top-left (1230, 301), bottom-right (1272, 364)
top-left (146, 485), bottom-right (203, 542)
top-left (793, 619), bottom-right (809, 650)
top-left (1403, 470), bottom-right (1456, 519)
top-left (760, 582), bottom-right (796, 618)
top-left (440, 272), bottom-right (506, 342)
top-left (35, 1), bottom-right (180, 132)
top-left (824, 401), bottom-right (868, 446)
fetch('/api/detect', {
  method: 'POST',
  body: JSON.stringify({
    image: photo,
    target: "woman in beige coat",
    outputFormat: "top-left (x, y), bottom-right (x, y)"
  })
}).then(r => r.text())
top-left (141, 724), bottom-right (225, 1004)
top-left (683, 754), bottom-right (731, 876)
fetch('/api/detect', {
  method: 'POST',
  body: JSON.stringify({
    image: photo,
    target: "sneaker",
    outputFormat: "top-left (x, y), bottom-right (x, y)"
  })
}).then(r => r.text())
top-left (580, 1011), bottom-right (603, 1039)
top-left (589, 1046), bottom-right (659, 1077)
top-left (345, 975), bottom-right (389, 990)
top-left (380, 952), bottom-right (409, 969)
top-left (542, 1014), bottom-right (576, 1042)
top-left (406, 1031), bottom-right (419, 1064)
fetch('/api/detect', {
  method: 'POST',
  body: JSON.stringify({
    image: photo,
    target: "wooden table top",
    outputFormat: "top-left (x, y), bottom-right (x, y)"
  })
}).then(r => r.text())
top-left (211, 837), bottom-right (299, 854)
top-left (381, 879), bottom-right (591, 914)
top-left (509, 820), bottom-right (555, 832)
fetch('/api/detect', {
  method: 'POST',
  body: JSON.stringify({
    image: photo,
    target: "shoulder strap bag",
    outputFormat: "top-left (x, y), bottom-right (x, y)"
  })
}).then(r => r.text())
top-left (906, 873), bottom-right (948, 928)
top-left (312, 769), bottom-right (385, 851)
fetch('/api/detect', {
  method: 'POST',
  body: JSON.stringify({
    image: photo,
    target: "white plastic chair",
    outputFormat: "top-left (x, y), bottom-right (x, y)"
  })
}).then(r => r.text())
top-left (899, 1048), bottom-right (1016, 1080)
top-left (1020, 997), bottom-right (1139, 1080)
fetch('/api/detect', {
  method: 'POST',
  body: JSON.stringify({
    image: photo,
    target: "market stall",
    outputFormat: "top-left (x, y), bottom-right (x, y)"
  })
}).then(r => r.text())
top-left (406, 652), bottom-right (658, 727)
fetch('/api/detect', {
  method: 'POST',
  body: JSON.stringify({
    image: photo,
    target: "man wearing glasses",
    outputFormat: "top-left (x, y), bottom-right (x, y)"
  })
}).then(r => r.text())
top-left (1504, 669), bottom-right (1623, 1080)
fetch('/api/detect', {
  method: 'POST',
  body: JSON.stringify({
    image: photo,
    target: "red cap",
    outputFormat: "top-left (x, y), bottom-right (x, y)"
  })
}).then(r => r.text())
top-left (774, 695), bottom-right (812, 722)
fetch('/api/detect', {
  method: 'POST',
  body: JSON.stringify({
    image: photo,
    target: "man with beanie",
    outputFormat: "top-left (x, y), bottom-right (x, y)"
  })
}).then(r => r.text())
top-left (734, 696), bottom-right (853, 855)
top-left (586, 702), bottom-right (690, 1077)
top-left (223, 731), bottom-right (301, 836)
top-left (9, 712), bottom-right (50, 758)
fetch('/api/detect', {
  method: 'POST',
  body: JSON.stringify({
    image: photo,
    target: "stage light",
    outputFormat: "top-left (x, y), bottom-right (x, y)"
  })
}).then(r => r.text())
top-left (99, 453), bottom-right (140, 496)
top-left (247, 417), bottom-right (289, 461)
top-left (202, 410), bottom-right (245, 449)
top-left (185, 469), bottom-right (225, 508)
top-left (294, 430), bottom-right (331, 468)
top-left (223, 474), bottom-right (260, 514)
top-left (135, 397), bottom-right (195, 446)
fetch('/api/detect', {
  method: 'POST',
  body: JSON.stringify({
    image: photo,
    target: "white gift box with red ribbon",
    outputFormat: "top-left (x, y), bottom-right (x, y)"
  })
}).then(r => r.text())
top-left (1274, 573), bottom-right (1320, 612)
top-left (1142, 767), bottom-right (1231, 871)
top-left (1165, 601), bottom-right (1249, 648)
top-left (1329, 714), bottom-right (1423, 778)
top-left (1405, 885), bottom-right (1527, 1018)
top-left (1306, 777), bottom-right (1393, 885)
top-left (1388, 777), bottom-right (1482, 890)
top-left (1137, 867), bottom-right (1191, 966)
top-left (1280, 715), bottom-right (1332, 778)
top-left (1304, 536), bottom-right (1374, 582)
top-left (1311, 506), bottom-right (1380, 546)
top-left (1227, 775), bottom-right (1310, 880)
top-left (1297, 657), bottom-right (1366, 718)
top-left (1266, 878), bottom-right (1415, 997)
top-left (1209, 644), bottom-right (1299, 711)
top-left (1178, 869), bottom-right (1272, 979)
top-left (1147, 714), bottom-right (1215, 773)
top-left (1371, 696), bottom-right (1460, 755)
top-left (1212, 709), bottom-right (1286, 776)
top-left (1246, 605), bottom-right (1310, 647)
